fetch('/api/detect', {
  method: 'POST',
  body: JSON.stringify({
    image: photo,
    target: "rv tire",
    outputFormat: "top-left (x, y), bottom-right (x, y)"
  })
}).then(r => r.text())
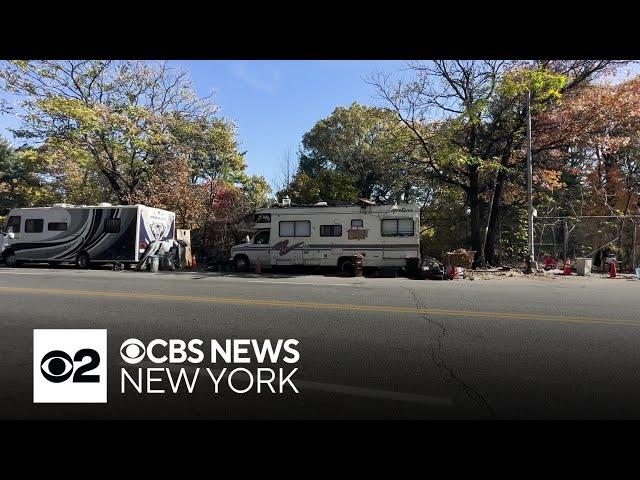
top-left (76, 252), bottom-right (90, 269)
top-left (234, 254), bottom-right (250, 272)
top-left (338, 257), bottom-right (355, 276)
top-left (3, 250), bottom-right (20, 267)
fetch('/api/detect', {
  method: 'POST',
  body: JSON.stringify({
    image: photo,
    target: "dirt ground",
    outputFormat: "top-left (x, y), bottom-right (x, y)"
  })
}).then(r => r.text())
top-left (467, 267), bottom-right (639, 281)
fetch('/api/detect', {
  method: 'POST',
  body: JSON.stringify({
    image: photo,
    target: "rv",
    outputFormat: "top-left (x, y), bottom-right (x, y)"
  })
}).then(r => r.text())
top-left (1, 203), bottom-right (175, 268)
top-left (230, 200), bottom-right (420, 274)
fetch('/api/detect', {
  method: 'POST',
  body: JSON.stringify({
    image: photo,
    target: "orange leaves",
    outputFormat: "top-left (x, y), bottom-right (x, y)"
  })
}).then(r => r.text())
top-left (536, 75), bottom-right (640, 216)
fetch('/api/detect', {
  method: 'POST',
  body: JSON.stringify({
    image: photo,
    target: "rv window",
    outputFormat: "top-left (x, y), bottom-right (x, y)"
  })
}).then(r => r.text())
top-left (254, 213), bottom-right (271, 223)
top-left (320, 225), bottom-right (342, 237)
top-left (104, 218), bottom-right (121, 233)
top-left (398, 218), bottom-right (414, 235)
top-left (351, 219), bottom-right (363, 228)
top-left (25, 219), bottom-right (44, 233)
top-left (254, 231), bottom-right (270, 244)
top-left (296, 221), bottom-right (311, 237)
top-left (5, 216), bottom-right (21, 233)
top-left (279, 220), bottom-right (311, 237)
top-left (48, 222), bottom-right (68, 231)
top-left (382, 218), bottom-right (414, 236)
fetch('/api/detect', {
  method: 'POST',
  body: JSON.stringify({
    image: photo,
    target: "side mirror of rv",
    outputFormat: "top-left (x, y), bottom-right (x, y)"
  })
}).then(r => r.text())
top-left (245, 235), bottom-right (251, 244)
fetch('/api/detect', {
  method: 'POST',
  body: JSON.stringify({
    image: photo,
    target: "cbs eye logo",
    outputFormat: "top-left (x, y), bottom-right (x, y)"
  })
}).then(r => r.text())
top-left (120, 339), bottom-right (145, 364)
top-left (40, 349), bottom-right (100, 383)
top-left (33, 329), bottom-right (107, 403)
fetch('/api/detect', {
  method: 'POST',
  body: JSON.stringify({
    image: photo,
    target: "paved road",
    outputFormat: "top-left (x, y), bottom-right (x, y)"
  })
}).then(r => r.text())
top-left (2, 265), bottom-right (640, 419)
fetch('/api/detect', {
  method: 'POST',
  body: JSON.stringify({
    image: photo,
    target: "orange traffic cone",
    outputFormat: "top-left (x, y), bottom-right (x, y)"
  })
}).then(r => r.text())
top-left (609, 261), bottom-right (617, 278)
top-left (255, 258), bottom-right (262, 274)
top-left (562, 258), bottom-right (572, 275)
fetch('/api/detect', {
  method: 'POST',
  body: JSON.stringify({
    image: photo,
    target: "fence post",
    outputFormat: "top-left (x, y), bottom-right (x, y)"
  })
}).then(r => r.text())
top-left (563, 219), bottom-right (569, 261)
top-left (619, 217), bottom-right (626, 269)
top-left (633, 219), bottom-right (638, 270)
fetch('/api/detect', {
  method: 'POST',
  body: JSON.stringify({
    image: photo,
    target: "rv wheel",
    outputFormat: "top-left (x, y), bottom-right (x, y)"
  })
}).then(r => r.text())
top-left (76, 252), bottom-right (90, 269)
top-left (234, 255), bottom-right (250, 272)
top-left (3, 250), bottom-right (19, 268)
top-left (338, 258), bottom-right (355, 276)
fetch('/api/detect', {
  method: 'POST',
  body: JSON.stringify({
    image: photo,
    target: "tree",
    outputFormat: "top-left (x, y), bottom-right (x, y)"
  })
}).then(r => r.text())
top-left (272, 147), bottom-right (298, 196)
top-left (240, 174), bottom-right (271, 209)
top-left (298, 102), bottom-right (415, 201)
top-left (0, 60), bottom-right (219, 204)
top-left (1, 60), bottom-right (270, 251)
top-left (139, 154), bottom-right (206, 229)
top-left (0, 137), bottom-right (57, 214)
top-left (535, 76), bottom-right (640, 217)
top-left (195, 176), bottom-right (271, 263)
top-left (371, 60), bottom-right (621, 263)
top-left (282, 169), bottom-right (359, 205)
top-left (172, 115), bottom-right (260, 230)
top-left (34, 139), bottom-right (117, 205)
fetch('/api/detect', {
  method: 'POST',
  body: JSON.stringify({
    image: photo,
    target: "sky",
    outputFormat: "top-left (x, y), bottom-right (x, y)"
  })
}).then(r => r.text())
top-left (0, 60), bottom-right (407, 189)
top-left (2, 60), bottom-right (638, 191)
top-left (170, 60), bottom-right (406, 185)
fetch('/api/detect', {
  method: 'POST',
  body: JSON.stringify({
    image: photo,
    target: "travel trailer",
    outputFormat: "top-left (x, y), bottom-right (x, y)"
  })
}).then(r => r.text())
top-left (230, 199), bottom-right (420, 274)
top-left (1, 204), bottom-right (175, 267)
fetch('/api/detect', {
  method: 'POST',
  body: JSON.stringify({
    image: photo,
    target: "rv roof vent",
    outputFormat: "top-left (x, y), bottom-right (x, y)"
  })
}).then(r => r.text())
top-left (282, 196), bottom-right (291, 207)
top-left (52, 203), bottom-right (73, 208)
top-left (97, 202), bottom-right (112, 207)
top-left (315, 201), bottom-right (328, 206)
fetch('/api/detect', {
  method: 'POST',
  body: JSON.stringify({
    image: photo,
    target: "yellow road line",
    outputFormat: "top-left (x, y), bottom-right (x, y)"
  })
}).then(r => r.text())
top-left (0, 286), bottom-right (637, 327)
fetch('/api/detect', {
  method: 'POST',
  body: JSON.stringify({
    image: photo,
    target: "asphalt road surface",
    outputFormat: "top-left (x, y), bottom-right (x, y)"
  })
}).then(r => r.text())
top-left (2, 264), bottom-right (640, 419)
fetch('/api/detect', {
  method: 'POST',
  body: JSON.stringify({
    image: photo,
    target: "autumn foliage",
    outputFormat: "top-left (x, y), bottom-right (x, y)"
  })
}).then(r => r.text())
top-left (535, 76), bottom-right (640, 217)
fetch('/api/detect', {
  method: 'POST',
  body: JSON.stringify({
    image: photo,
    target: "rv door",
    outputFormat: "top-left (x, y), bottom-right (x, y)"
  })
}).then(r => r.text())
top-left (250, 230), bottom-right (271, 267)
top-left (4, 216), bottom-right (21, 240)
top-left (0, 232), bottom-right (10, 254)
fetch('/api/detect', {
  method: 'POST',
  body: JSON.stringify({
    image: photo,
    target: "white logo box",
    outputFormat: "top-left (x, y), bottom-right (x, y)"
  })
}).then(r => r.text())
top-left (33, 329), bottom-right (107, 403)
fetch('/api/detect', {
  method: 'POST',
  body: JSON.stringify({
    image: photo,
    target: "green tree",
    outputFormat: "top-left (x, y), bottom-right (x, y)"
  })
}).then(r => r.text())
top-left (371, 60), bottom-right (619, 263)
top-left (174, 117), bottom-right (248, 185)
top-left (282, 170), bottom-right (359, 205)
top-left (298, 102), bottom-right (415, 201)
top-left (1, 60), bottom-right (266, 237)
top-left (0, 60), bottom-right (220, 204)
top-left (240, 174), bottom-right (271, 208)
top-left (0, 138), bottom-right (57, 214)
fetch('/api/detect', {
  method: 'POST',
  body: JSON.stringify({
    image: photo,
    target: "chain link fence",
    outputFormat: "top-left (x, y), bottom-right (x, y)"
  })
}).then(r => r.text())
top-left (534, 216), bottom-right (640, 272)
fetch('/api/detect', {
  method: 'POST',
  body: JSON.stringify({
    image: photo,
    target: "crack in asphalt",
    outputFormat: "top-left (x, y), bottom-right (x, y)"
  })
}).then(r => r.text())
top-left (405, 287), bottom-right (495, 417)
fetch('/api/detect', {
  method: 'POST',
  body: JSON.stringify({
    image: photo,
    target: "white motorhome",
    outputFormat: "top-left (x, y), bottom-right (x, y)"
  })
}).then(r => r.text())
top-left (230, 200), bottom-right (420, 274)
top-left (1, 203), bottom-right (175, 268)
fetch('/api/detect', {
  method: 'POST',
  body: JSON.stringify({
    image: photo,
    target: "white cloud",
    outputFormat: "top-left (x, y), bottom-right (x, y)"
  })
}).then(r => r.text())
top-left (229, 61), bottom-right (280, 93)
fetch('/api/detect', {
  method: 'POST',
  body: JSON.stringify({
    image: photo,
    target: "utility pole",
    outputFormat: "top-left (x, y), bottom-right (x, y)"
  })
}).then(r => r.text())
top-left (525, 91), bottom-right (536, 273)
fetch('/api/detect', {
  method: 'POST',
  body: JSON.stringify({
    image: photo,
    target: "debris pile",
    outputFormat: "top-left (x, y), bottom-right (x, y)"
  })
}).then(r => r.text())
top-left (445, 249), bottom-right (475, 269)
top-left (138, 239), bottom-right (183, 272)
